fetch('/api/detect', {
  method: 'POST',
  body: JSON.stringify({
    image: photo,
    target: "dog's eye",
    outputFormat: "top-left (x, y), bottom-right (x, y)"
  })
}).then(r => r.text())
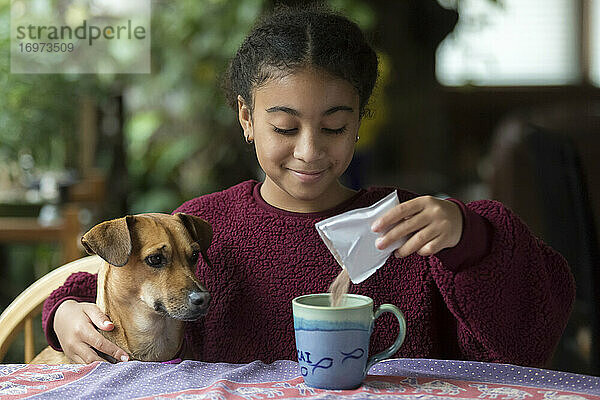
top-left (190, 250), bottom-right (200, 264)
top-left (145, 254), bottom-right (164, 268)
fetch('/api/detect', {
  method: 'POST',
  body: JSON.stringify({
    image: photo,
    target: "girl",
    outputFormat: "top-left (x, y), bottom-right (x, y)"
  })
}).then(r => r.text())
top-left (43, 5), bottom-right (574, 367)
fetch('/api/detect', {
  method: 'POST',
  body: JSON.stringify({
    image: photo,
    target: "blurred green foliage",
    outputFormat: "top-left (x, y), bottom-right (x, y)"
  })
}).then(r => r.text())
top-left (1, 1), bottom-right (86, 170)
top-left (123, 0), bottom-right (267, 212)
top-left (1, 0), bottom-right (375, 214)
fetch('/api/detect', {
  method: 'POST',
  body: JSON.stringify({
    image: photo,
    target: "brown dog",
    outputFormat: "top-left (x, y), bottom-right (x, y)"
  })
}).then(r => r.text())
top-left (31, 213), bottom-right (212, 364)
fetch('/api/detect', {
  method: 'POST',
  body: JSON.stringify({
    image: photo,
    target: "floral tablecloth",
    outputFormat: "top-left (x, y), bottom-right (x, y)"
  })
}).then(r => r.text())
top-left (1, 358), bottom-right (598, 399)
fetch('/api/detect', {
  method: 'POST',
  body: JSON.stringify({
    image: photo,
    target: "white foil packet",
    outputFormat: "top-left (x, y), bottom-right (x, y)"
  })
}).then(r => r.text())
top-left (315, 191), bottom-right (407, 284)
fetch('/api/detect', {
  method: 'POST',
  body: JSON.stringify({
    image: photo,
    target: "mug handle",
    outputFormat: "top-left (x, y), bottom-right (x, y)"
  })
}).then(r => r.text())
top-left (366, 304), bottom-right (406, 372)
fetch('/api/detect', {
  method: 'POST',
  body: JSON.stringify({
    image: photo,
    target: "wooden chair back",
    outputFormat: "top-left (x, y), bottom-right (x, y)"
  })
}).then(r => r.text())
top-left (0, 255), bottom-right (101, 362)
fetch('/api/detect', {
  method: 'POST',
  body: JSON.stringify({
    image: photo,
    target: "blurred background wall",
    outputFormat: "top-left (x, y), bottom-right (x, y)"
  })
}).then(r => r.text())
top-left (0, 0), bottom-right (599, 374)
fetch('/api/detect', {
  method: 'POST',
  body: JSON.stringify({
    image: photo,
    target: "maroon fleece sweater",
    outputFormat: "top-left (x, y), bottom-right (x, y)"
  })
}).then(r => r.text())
top-left (42, 180), bottom-right (575, 366)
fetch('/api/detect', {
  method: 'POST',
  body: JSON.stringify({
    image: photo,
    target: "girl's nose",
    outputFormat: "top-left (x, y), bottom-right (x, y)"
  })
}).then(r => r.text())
top-left (293, 130), bottom-right (324, 163)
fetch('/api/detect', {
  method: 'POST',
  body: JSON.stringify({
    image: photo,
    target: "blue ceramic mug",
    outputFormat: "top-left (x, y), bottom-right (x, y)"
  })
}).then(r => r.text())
top-left (292, 293), bottom-right (406, 390)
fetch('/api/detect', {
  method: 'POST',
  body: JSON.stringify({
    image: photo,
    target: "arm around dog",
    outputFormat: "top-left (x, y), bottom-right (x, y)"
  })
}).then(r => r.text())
top-left (42, 272), bottom-right (129, 363)
top-left (53, 299), bottom-right (130, 363)
top-left (42, 271), bottom-right (98, 351)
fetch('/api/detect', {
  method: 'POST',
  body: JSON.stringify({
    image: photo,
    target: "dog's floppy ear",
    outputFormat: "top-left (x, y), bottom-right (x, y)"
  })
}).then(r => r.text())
top-left (176, 213), bottom-right (212, 252)
top-left (81, 216), bottom-right (133, 267)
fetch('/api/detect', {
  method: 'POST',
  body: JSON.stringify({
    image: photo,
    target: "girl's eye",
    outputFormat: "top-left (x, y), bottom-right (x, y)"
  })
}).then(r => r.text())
top-left (145, 254), bottom-right (165, 268)
top-left (323, 126), bottom-right (347, 134)
top-left (273, 126), bottom-right (348, 134)
top-left (273, 126), bottom-right (297, 134)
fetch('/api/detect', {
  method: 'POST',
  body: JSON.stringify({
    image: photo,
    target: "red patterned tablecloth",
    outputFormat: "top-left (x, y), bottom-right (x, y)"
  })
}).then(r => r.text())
top-left (1, 358), bottom-right (598, 399)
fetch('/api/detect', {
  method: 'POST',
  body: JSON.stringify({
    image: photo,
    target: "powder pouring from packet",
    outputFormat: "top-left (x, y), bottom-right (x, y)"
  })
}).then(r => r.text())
top-left (315, 191), bottom-right (407, 284)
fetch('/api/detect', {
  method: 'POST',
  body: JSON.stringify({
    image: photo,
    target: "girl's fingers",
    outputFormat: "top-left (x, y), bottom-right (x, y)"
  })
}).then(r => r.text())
top-left (70, 343), bottom-right (105, 364)
top-left (393, 226), bottom-right (439, 258)
top-left (415, 235), bottom-right (446, 257)
top-left (82, 327), bottom-right (129, 363)
top-left (372, 195), bottom-right (463, 258)
top-left (67, 353), bottom-right (86, 365)
top-left (82, 304), bottom-right (114, 331)
top-left (372, 197), bottom-right (425, 232)
top-left (375, 212), bottom-right (428, 250)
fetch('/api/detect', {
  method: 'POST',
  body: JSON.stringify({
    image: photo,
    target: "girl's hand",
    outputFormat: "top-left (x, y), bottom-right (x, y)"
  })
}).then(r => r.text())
top-left (371, 196), bottom-right (463, 258)
top-left (54, 299), bottom-right (129, 364)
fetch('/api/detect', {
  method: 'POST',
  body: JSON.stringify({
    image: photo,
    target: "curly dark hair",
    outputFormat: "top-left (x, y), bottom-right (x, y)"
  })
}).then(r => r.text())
top-left (223, 4), bottom-right (378, 118)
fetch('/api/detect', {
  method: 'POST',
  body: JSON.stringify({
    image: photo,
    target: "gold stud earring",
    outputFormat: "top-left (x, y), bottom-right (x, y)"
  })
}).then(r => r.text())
top-left (355, 136), bottom-right (360, 142)
top-left (245, 136), bottom-right (254, 144)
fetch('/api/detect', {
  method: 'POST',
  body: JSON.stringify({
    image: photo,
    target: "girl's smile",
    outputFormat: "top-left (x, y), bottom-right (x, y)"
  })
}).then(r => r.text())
top-left (288, 168), bottom-right (326, 183)
top-left (238, 68), bottom-right (361, 213)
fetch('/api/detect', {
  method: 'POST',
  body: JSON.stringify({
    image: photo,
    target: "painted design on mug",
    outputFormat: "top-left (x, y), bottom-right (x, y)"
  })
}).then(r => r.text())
top-left (293, 317), bottom-right (370, 332)
top-left (341, 348), bottom-right (365, 363)
top-left (297, 354), bottom-right (334, 376)
top-left (309, 357), bottom-right (334, 374)
top-left (297, 350), bottom-right (313, 364)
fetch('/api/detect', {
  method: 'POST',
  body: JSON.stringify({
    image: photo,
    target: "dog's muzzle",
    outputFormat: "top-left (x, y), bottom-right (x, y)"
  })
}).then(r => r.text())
top-left (154, 290), bottom-right (211, 321)
top-left (188, 290), bottom-right (211, 312)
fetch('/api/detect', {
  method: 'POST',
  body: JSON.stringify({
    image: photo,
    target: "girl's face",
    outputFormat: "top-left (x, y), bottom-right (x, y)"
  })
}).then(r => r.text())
top-left (238, 68), bottom-right (360, 213)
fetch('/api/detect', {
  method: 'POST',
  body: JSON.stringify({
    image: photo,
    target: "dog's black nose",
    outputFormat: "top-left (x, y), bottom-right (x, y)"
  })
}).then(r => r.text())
top-left (188, 291), bottom-right (210, 308)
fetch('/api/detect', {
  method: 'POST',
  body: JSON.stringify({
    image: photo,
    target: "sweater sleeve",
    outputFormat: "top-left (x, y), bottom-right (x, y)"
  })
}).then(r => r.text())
top-left (428, 199), bottom-right (575, 367)
top-left (41, 272), bottom-right (98, 351)
top-left (435, 198), bottom-right (493, 271)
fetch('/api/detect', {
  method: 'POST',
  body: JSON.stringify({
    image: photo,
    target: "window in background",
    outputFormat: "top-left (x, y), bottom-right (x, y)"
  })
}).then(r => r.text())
top-left (592, 0), bottom-right (600, 86)
top-left (436, 0), bottom-right (579, 86)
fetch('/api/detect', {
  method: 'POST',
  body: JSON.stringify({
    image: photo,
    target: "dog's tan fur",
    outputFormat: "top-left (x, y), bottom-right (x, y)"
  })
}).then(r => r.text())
top-left (31, 213), bottom-right (212, 364)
